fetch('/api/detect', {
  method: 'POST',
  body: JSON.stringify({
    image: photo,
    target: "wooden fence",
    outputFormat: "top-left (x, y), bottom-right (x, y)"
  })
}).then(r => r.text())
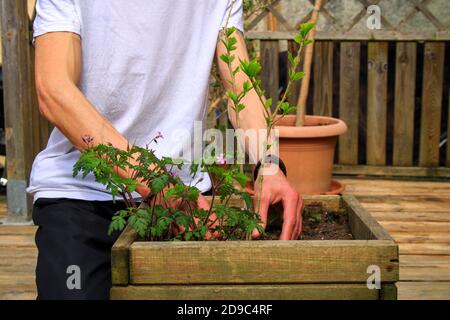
top-left (244, 0), bottom-right (450, 178)
top-left (252, 38), bottom-right (450, 178)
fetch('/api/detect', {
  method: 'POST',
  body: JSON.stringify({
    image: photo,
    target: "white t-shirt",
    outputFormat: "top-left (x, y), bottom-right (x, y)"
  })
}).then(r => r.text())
top-left (27, 0), bottom-right (243, 202)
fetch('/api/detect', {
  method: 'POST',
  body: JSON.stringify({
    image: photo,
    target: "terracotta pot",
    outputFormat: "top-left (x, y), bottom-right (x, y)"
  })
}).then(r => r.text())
top-left (275, 115), bottom-right (348, 195)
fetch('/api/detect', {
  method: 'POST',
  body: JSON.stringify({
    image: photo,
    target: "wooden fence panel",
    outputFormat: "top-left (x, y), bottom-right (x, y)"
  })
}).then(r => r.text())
top-left (393, 42), bottom-right (417, 167)
top-left (367, 42), bottom-right (389, 166)
top-left (419, 42), bottom-right (445, 167)
top-left (0, 0), bottom-right (35, 222)
top-left (260, 40), bottom-right (279, 109)
top-left (313, 41), bottom-right (333, 117)
top-left (339, 42), bottom-right (360, 165)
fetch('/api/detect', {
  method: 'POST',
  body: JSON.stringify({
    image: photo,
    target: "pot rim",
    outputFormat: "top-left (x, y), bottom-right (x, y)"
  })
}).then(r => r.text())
top-left (275, 115), bottom-right (348, 138)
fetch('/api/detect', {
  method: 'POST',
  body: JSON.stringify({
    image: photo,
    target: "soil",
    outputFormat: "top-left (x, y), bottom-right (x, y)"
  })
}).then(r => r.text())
top-left (261, 202), bottom-right (353, 240)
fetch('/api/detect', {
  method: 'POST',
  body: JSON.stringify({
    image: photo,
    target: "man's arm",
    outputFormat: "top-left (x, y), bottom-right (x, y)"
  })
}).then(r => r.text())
top-left (215, 30), bottom-right (303, 240)
top-left (35, 32), bottom-right (150, 197)
top-left (215, 30), bottom-right (266, 162)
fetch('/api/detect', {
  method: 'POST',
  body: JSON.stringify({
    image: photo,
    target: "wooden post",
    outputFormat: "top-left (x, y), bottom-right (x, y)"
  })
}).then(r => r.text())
top-left (419, 42), bottom-right (445, 167)
top-left (313, 41), bottom-right (333, 117)
top-left (367, 42), bottom-right (388, 166)
top-left (339, 42), bottom-right (361, 165)
top-left (0, 0), bottom-right (35, 223)
top-left (393, 42), bottom-right (416, 167)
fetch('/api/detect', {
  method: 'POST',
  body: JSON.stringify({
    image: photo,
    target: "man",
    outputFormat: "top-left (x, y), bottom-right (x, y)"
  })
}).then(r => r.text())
top-left (29, 0), bottom-right (303, 300)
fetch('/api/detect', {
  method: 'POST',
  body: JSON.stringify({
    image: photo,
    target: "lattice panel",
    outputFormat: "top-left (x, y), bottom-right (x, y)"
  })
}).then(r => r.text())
top-left (246, 0), bottom-right (450, 40)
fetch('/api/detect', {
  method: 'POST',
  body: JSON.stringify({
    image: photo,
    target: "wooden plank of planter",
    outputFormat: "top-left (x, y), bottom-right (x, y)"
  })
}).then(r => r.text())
top-left (302, 195), bottom-right (341, 212)
top-left (380, 283), bottom-right (397, 300)
top-left (338, 42), bottom-right (360, 165)
top-left (344, 194), bottom-right (394, 241)
top-left (393, 42), bottom-right (417, 166)
top-left (222, 194), bottom-right (342, 212)
top-left (129, 240), bottom-right (398, 285)
top-left (111, 224), bottom-right (138, 285)
top-left (111, 283), bottom-right (380, 300)
top-left (419, 42), bottom-right (445, 167)
top-left (111, 194), bottom-right (341, 286)
top-left (367, 42), bottom-right (388, 166)
top-left (313, 41), bottom-right (333, 117)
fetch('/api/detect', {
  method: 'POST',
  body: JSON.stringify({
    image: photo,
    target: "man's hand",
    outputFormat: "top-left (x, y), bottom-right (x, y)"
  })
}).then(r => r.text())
top-left (252, 169), bottom-right (303, 240)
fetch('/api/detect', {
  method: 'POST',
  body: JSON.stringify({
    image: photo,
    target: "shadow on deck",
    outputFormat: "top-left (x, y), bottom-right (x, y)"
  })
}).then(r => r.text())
top-left (0, 178), bottom-right (449, 300)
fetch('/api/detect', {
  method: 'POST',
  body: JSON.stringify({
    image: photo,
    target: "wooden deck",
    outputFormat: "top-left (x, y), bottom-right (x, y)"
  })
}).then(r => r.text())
top-left (0, 177), bottom-right (449, 300)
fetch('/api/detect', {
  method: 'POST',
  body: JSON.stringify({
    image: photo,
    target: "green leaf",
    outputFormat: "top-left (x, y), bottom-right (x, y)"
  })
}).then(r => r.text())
top-left (300, 22), bottom-right (316, 38)
top-left (264, 98), bottom-right (273, 109)
top-left (189, 163), bottom-right (199, 178)
top-left (151, 174), bottom-right (169, 193)
top-left (220, 54), bottom-right (230, 64)
top-left (242, 81), bottom-right (252, 93)
top-left (288, 51), bottom-right (295, 66)
top-left (240, 59), bottom-right (261, 78)
top-left (290, 71), bottom-right (305, 81)
top-left (226, 26), bottom-right (236, 37)
top-left (233, 171), bottom-right (250, 188)
top-left (279, 102), bottom-right (297, 115)
top-left (226, 91), bottom-right (239, 104)
top-left (241, 191), bottom-right (253, 210)
top-left (236, 103), bottom-right (246, 113)
top-left (228, 37), bottom-right (237, 47)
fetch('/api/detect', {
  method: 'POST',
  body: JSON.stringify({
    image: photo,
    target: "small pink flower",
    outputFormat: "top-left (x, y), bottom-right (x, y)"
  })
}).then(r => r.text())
top-left (82, 134), bottom-right (94, 144)
top-left (169, 171), bottom-right (178, 178)
top-left (216, 153), bottom-right (226, 165)
top-left (152, 131), bottom-right (164, 144)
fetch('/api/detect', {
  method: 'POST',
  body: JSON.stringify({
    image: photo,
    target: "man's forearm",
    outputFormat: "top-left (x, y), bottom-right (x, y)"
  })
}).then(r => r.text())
top-left (35, 33), bottom-right (149, 197)
top-left (37, 79), bottom-right (128, 151)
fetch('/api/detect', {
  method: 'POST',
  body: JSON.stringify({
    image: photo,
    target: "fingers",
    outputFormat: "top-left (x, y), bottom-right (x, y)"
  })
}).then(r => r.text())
top-left (291, 197), bottom-right (304, 240)
top-left (252, 195), bottom-right (270, 239)
top-left (280, 191), bottom-right (299, 240)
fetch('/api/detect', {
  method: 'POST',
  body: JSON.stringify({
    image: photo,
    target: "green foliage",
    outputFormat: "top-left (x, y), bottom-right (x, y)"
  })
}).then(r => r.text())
top-left (73, 136), bottom-right (261, 241)
top-left (223, 20), bottom-right (316, 215)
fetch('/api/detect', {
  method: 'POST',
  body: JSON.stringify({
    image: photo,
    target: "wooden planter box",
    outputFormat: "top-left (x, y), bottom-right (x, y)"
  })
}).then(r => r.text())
top-left (110, 195), bottom-right (399, 300)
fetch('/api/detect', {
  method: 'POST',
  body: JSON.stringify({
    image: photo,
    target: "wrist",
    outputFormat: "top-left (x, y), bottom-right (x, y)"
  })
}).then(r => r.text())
top-left (253, 154), bottom-right (287, 181)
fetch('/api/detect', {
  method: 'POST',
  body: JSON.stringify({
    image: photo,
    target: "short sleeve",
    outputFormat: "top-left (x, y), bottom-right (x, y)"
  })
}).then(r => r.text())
top-left (33, 0), bottom-right (81, 40)
top-left (221, 0), bottom-right (244, 32)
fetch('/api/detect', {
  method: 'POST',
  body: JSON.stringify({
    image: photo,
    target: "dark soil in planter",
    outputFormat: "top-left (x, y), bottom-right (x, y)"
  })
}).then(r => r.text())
top-left (262, 202), bottom-right (353, 240)
top-left (132, 202), bottom-right (353, 241)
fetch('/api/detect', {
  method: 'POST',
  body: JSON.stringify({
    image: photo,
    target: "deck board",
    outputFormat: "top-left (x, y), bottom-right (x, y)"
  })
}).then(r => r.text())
top-left (0, 178), bottom-right (449, 299)
top-left (342, 177), bottom-right (450, 300)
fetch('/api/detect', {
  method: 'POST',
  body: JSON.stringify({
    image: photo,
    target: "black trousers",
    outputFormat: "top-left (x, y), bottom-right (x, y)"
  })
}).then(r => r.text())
top-left (32, 198), bottom-right (127, 300)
